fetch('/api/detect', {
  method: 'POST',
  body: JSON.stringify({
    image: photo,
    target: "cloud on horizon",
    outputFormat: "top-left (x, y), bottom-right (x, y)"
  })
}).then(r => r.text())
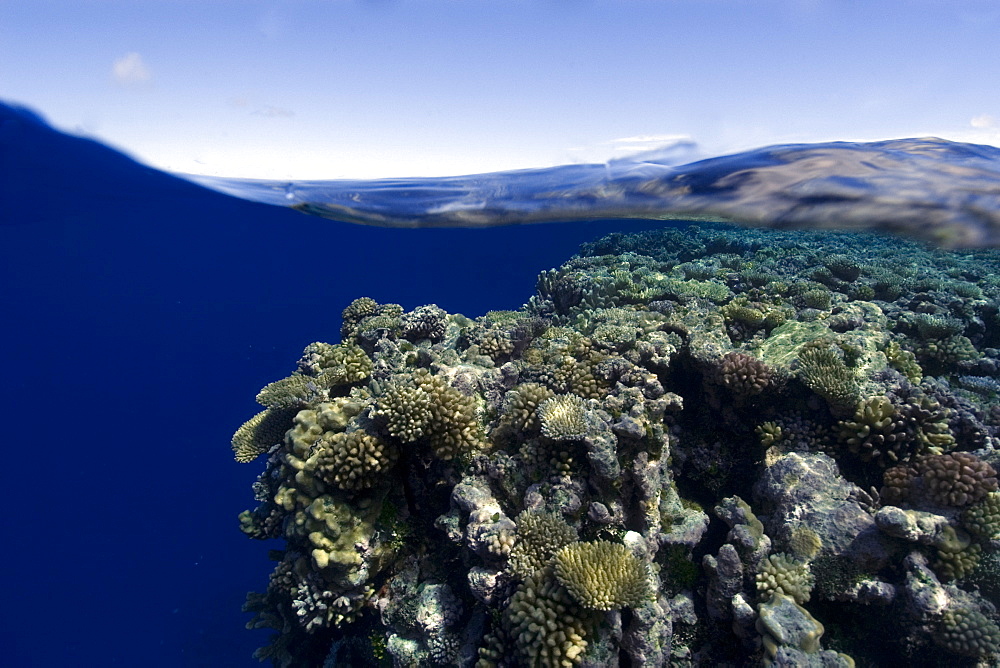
top-left (111, 52), bottom-right (152, 87)
top-left (566, 133), bottom-right (701, 166)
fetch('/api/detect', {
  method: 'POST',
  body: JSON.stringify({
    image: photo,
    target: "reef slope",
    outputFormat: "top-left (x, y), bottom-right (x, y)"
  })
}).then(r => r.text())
top-left (232, 223), bottom-right (1000, 667)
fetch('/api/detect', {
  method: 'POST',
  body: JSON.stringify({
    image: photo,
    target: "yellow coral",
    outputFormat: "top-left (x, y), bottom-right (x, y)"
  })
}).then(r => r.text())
top-left (231, 406), bottom-right (298, 463)
top-left (505, 565), bottom-right (594, 666)
top-left (375, 369), bottom-right (485, 460)
top-left (311, 430), bottom-right (399, 491)
top-left (553, 541), bottom-right (651, 611)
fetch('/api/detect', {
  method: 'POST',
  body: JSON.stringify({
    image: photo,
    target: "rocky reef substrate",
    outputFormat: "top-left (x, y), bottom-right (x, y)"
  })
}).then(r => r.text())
top-left (232, 222), bottom-right (1000, 667)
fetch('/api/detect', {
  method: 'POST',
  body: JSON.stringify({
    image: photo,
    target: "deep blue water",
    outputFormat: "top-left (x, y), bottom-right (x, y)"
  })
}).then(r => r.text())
top-left (0, 102), bottom-right (668, 666)
top-left (6, 100), bottom-right (1000, 667)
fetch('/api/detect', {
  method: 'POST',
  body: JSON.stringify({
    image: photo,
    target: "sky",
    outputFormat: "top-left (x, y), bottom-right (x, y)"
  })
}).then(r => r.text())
top-left (2, 0), bottom-right (1000, 179)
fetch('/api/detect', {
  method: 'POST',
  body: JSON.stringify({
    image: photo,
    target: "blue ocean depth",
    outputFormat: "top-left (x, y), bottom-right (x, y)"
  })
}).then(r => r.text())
top-left (4, 101), bottom-right (1000, 667)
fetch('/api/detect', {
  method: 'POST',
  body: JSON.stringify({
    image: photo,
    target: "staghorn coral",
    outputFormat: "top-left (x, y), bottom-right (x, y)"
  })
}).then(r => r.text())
top-left (553, 541), bottom-right (651, 611)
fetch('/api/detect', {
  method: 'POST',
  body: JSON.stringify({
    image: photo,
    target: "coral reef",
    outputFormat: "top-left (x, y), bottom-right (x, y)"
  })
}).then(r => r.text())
top-left (231, 223), bottom-right (1000, 667)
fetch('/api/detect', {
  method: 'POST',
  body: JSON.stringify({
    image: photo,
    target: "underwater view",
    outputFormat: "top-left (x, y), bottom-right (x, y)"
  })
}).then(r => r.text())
top-left (218, 146), bottom-right (1000, 666)
top-left (6, 93), bottom-right (1000, 667)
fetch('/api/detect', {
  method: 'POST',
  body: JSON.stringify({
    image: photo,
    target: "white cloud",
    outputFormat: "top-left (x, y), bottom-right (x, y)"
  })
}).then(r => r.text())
top-left (566, 133), bottom-right (700, 165)
top-left (252, 105), bottom-right (294, 118)
top-left (971, 114), bottom-right (997, 129)
top-left (112, 52), bottom-right (152, 86)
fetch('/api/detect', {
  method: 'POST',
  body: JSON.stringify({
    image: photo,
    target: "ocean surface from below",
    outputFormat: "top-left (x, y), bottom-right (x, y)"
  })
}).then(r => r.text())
top-left (185, 136), bottom-right (1000, 249)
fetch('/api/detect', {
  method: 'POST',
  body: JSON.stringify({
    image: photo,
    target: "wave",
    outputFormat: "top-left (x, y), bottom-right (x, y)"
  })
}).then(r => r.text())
top-left (184, 137), bottom-right (1000, 249)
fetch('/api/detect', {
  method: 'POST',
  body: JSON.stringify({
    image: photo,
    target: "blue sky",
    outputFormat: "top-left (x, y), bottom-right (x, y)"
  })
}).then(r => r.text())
top-left (2, 0), bottom-right (1000, 178)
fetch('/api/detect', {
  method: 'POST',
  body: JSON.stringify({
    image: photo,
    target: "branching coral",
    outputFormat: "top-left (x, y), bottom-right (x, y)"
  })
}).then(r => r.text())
top-left (933, 525), bottom-right (981, 581)
top-left (504, 565), bottom-right (595, 666)
top-left (508, 510), bottom-right (578, 579)
top-left (400, 304), bottom-right (448, 342)
top-left (311, 430), bottom-right (399, 491)
top-left (797, 341), bottom-right (863, 411)
top-left (837, 395), bottom-right (914, 466)
top-left (962, 491), bottom-right (1000, 539)
top-left (920, 452), bottom-right (998, 507)
top-left (717, 351), bottom-right (774, 396)
top-left (553, 541), bottom-right (651, 611)
top-left (497, 382), bottom-right (555, 436)
top-left (373, 368), bottom-right (485, 460)
top-left (537, 394), bottom-right (590, 441)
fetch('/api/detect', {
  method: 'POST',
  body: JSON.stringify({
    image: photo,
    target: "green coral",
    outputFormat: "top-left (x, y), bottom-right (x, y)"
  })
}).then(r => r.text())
top-left (935, 607), bottom-right (1000, 659)
top-left (824, 254), bottom-right (862, 282)
top-left (756, 421), bottom-right (785, 448)
top-left (802, 288), bottom-right (832, 310)
top-left (553, 541), bottom-right (651, 611)
top-left (788, 527), bottom-right (823, 561)
top-left (298, 341), bottom-right (373, 384)
top-left (497, 382), bottom-right (555, 436)
top-left (374, 381), bottom-right (433, 442)
top-left (837, 395), bottom-right (917, 467)
top-left (885, 340), bottom-right (922, 381)
top-left (797, 341), bottom-right (863, 411)
top-left (256, 374), bottom-right (317, 409)
top-left (916, 334), bottom-right (980, 371)
top-left (962, 491), bottom-right (1000, 539)
top-left (933, 525), bottom-right (981, 581)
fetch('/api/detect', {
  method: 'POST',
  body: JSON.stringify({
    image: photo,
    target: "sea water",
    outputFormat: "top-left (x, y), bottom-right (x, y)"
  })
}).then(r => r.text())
top-left (3, 101), bottom-right (1000, 666)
